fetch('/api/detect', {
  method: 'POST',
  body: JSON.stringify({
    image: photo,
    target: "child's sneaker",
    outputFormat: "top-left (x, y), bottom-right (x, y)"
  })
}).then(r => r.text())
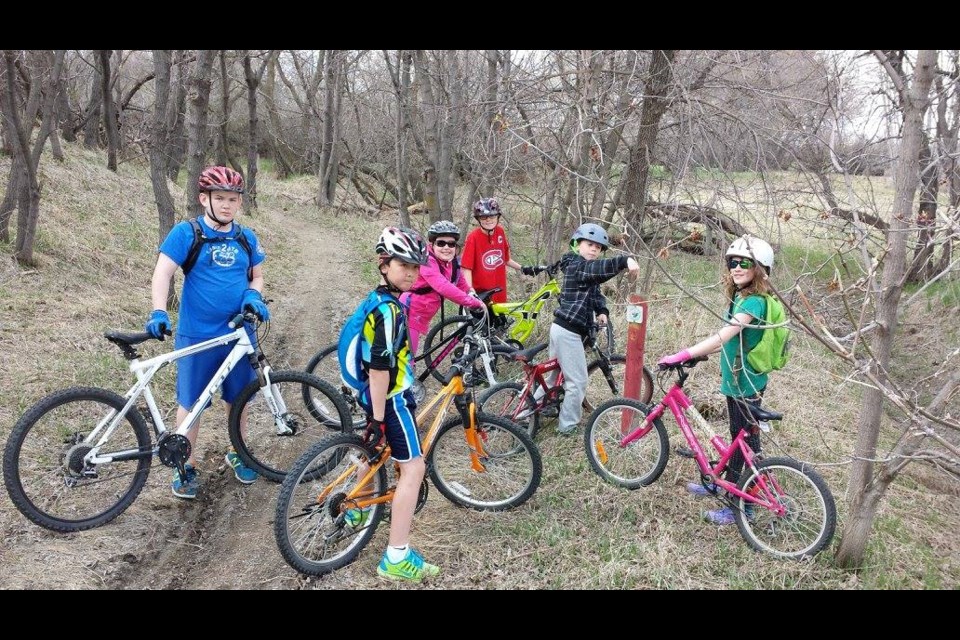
top-left (686, 482), bottom-right (719, 497)
top-left (344, 506), bottom-right (372, 529)
top-left (704, 507), bottom-right (736, 525)
top-left (377, 547), bottom-right (440, 582)
top-left (225, 450), bottom-right (258, 485)
top-left (171, 463), bottom-right (199, 499)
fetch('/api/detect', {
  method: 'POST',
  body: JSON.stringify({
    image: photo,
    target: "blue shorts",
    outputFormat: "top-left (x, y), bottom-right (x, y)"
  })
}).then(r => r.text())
top-left (359, 388), bottom-right (422, 462)
top-left (174, 333), bottom-right (257, 409)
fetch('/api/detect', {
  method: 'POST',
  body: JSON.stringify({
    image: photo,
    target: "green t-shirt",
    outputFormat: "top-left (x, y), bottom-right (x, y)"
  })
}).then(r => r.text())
top-left (719, 294), bottom-right (768, 398)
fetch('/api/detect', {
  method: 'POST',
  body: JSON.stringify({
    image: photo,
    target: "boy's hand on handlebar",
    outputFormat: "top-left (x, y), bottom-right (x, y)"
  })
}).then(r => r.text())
top-left (145, 309), bottom-right (171, 340)
top-left (626, 257), bottom-right (640, 275)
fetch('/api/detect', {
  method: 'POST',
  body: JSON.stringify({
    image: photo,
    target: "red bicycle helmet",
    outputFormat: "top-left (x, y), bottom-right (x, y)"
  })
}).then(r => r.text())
top-left (198, 166), bottom-right (245, 194)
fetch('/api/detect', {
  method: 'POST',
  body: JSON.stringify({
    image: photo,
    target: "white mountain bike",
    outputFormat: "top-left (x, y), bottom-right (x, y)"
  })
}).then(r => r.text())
top-left (3, 311), bottom-right (351, 532)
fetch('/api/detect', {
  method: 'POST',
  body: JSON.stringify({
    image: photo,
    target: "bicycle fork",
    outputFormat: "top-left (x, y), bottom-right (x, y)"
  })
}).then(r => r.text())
top-left (256, 366), bottom-right (294, 435)
top-left (455, 394), bottom-right (488, 472)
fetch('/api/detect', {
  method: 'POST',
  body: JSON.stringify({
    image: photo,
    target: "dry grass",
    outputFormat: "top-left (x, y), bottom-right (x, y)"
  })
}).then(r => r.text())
top-left (0, 145), bottom-right (957, 590)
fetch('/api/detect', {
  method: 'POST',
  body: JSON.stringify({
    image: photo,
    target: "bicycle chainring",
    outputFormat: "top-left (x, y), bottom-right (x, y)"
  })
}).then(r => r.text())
top-left (157, 433), bottom-right (192, 468)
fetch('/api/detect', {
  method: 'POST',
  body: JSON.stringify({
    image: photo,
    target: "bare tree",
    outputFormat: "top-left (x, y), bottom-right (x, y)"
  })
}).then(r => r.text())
top-left (242, 50), bottom-right (271, 209)
top-left (0, 50), bottom-right (65, 264)
top-left (184, 50), bottom-right (215, 218)
top-left (833, 50), bottom-right (940, 567)
top-left (99, 50), bottom-right (120, 171)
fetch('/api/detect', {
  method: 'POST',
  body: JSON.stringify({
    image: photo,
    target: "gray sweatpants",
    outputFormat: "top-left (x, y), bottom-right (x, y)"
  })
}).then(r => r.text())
top-left (549, 323), bottom-right (589, 433)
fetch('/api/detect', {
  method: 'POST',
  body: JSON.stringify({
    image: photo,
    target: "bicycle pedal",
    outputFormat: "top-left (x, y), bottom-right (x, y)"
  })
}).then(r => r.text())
top-left (674, 445), bottom-right (695, 459)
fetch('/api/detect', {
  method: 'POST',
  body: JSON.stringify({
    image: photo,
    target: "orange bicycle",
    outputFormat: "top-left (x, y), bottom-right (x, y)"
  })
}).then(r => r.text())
top-left (274, 322), bottom-right (542, 576)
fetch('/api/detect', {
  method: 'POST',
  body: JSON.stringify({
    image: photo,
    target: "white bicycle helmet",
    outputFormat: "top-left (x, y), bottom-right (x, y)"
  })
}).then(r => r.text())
top-left (376, 226), bottom-right (429, 265)
top-left (726, 235), bottom-right (774, 272)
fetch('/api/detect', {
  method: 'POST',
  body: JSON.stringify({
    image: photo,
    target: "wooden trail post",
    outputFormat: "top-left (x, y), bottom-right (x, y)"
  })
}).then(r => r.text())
top-left (623, 294), bottom-right (648, 432)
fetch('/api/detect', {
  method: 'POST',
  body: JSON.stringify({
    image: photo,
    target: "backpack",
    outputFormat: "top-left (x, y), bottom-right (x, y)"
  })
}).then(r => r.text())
top-left (337, 290), bottom-right (407, 394)
top-left (182, 218), bottom-right (254, 280)
top-left (745, 294), bottom-right (791, 374)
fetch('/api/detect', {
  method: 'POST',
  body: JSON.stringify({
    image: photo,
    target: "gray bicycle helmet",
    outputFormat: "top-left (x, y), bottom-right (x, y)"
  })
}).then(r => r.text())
top-left (473, 197), bottom-right (502, 218)
top-left (571, 222), bottom-right (610, 250)
top-left (427, 219), bottom-right (461, 242)
top-left (376, 226), bottom-right (429, 265)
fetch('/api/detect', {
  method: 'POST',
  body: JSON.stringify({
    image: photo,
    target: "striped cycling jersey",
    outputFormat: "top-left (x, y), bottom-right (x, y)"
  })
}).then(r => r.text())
top-left (361, 287), bottom-right (414, 398)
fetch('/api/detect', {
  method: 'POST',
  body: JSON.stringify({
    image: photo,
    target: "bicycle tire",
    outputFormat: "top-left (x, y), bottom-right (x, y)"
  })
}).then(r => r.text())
top-left (734, 456), bottom-right (837, 560)
top-left (303, 342), bottom-right (366, 430)
top-left (584, 356), bottom-right (654, 411)
top-left (428, 412), bottom-right (542, 511)
top-left (274, 433), bottom-right (387, 576)
top-left (229, 369), bottom-right (352, 483)
top-left (421, 314), bottom-right (472, 383)
top-left (477, 381), bottom-right (541, 438)
top-left (3, 387), bottom-right (153, 532)
top-left (583, 397), bottom-right (669, 489)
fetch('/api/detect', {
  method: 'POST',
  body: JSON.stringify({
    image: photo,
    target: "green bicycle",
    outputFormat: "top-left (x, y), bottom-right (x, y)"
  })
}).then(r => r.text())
top-left (430, 261), bottom-right (561, 355)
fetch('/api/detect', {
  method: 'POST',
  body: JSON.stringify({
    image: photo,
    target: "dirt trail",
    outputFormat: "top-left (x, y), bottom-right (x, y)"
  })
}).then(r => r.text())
top-left (0, 213), bottom-right (371, 590)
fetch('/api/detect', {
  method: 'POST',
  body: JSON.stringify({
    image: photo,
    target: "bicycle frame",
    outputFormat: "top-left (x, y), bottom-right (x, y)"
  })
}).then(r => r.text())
top-left (490, 277), bottom-right (560, 344)
top-left (621, 382), bottom-right (785, 515)
top-left (85, 317), bottom-right (284, 466)
top-left (326, 355), bottom-right (491, 512)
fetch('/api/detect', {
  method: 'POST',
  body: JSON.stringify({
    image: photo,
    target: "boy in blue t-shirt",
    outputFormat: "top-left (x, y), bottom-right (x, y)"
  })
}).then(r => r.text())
top-left (144, 166), bottom-right (270, 499)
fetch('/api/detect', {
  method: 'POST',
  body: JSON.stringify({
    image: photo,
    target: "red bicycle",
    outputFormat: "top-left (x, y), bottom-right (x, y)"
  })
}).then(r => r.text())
top-left (478, 322), bottom-right (653, 437)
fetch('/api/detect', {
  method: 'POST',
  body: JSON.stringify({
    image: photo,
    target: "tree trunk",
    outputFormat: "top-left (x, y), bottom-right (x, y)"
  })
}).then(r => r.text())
top-left (242, 51), bottom-right (268, 210)
top-left (413, 51), bottom-right (440, 217)
top-left (385, 50), bottom-right (413, 222)
top-left (906, 134), bottom-right (938, 282)
top-left (620, 50), bottom-right (675, 241)
top-left (166, 50), bottom-right (189, 182)
top-left (318, 51), bottom-right (342, 207)
top-left (835, 49), bottom-right (937, 568)
top-left (99, 50), bottom-right (120, 171)
top-left (81, 52), bottom-right (102, 148)
top-left (1, 50), bottom-right (64, 265)
top-left (184, 50), bottom-right (215, 218)
top-left (150, 51), bottom-right (177, 240)
top-left (262, 50), bottom-right (291, 179)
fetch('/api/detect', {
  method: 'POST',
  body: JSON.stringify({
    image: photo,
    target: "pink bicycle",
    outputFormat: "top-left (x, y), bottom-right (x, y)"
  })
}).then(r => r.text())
top-left (584, 356), bottom-right (836, 559)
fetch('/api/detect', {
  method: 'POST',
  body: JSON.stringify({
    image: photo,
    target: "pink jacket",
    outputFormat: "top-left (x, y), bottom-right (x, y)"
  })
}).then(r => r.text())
top-left (401, 250), bottom-right (483, 334)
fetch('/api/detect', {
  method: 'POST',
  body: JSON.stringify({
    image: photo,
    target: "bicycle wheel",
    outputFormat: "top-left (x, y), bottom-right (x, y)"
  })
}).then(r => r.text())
top-left (3, 387), bottom-right (153, 532)
top-left (229, 370), bottom-right (351, 483)
top-left (734, 456), bottom-right (837, 560)
top-left (422, 314), bottom-right (472, 383)
top-left (428, 412), bottom-right (542, 511)
top-left (303, 342), bottom-right (365, 430)
top-left (477, 381), bottom-right (540, 438)
top-left (584, 397), bottom-right (669, 489)
top-left (274, 433), bottom-right (387, 576)
top-left (584, 356), bottom-right (654, 413)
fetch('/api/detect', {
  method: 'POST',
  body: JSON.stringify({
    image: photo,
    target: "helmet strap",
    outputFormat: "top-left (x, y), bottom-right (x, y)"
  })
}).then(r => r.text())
top-left (203, 194), bottom-right (231, 230)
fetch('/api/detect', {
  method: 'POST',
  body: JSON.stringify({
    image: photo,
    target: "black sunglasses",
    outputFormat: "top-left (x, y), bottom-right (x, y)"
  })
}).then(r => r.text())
top-left (727, 257), bottom-right (755, 270)
top-left (433, 239), bottom-right (458, 248)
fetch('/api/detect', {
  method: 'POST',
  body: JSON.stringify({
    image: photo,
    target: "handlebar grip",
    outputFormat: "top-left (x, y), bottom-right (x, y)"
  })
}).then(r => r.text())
top-left (441, 364), bottom-right (463, 386)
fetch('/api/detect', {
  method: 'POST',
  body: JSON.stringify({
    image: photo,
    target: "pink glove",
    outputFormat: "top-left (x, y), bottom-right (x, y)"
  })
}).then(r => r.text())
top-left (657, 349), bottom-right (691, 367)
top-left (468, 293), bottom-right (485, 309)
